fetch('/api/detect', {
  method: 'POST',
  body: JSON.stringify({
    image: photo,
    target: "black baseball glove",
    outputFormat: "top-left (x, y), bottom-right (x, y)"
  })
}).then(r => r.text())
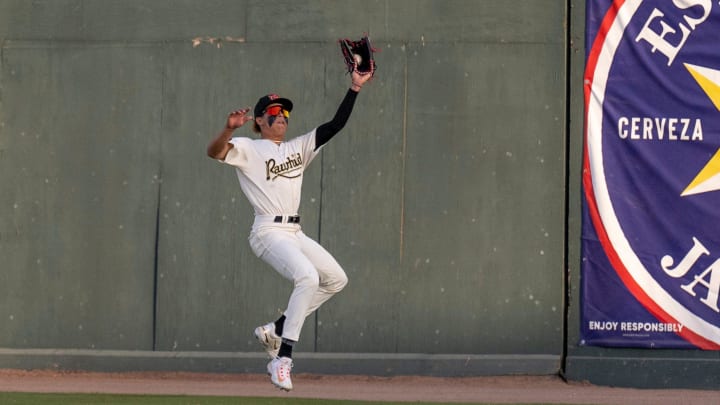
top-left (339, 35), bottom-right (377, 76)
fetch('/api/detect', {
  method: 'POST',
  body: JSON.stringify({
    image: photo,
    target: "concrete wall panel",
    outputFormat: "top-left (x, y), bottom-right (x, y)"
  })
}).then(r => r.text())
top-left (314, 43), bottom-right (406, 353)
top-left (0, 43), bottom-right (162, 349)
top-left (398, 41), bottom-right (566, 354)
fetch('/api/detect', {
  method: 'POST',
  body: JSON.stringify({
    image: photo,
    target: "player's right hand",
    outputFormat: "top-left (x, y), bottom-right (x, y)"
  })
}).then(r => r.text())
top-left (226, 108), bottom-right (253, 130)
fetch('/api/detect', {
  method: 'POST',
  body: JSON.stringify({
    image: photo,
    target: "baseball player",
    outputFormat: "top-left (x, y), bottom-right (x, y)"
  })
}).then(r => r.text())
top-left (206, 69), bottom-right (372, 391)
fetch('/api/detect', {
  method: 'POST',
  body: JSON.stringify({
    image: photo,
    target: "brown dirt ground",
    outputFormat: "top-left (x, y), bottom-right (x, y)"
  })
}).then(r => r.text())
top-left (0, 369), bottom-right (718, 404)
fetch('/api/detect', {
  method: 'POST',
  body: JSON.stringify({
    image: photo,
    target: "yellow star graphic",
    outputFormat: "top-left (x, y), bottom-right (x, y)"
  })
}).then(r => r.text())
top-left (682, 149), bottom-right (720, 196)
top-left (685, 64), bottom-right (720, 111)
top-left (682, 64), bottom-right (720, 197)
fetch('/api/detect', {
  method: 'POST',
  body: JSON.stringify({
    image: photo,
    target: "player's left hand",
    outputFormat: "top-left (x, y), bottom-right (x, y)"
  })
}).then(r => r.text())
top-left (352, 69), bottom-right (373, 87)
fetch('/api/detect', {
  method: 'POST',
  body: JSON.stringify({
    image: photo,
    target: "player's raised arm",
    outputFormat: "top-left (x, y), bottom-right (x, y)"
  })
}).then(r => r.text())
top-left (313, 36), bottom-right (377, 151)
top-left (314, 67), bottom-right (375, 150)
top-left (206, 108), bottom-right (252, 160)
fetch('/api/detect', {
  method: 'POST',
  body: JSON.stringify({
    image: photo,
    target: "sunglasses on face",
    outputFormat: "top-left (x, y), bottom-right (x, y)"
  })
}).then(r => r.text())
top-left (263, 105), bottom-right (290, 118)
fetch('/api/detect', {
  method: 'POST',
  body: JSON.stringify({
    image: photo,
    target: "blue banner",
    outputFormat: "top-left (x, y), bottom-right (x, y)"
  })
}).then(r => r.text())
top-left (581, 0), bottom-right (720, 349)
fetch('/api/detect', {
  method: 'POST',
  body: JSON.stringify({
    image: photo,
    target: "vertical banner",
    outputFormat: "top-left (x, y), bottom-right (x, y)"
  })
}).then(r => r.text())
top-left (581, 0), bottom-right (720, 349)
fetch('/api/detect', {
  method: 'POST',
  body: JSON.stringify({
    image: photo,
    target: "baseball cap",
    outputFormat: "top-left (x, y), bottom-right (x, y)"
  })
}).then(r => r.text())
top-left (254, 94), bottom-right (293, 118)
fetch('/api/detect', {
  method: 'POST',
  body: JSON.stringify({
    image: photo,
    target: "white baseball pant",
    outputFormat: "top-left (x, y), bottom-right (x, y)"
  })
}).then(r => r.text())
top-left (249, 223), bottom-right (348, 342)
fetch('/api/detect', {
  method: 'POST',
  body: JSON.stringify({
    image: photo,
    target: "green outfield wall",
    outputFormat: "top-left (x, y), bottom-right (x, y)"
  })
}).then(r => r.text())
top-left (0, 0), bottom-right (717, 390)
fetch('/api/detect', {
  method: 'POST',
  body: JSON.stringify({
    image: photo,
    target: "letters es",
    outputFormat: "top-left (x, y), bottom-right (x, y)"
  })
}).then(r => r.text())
top-left (635, 0), bottom-right (714, 66)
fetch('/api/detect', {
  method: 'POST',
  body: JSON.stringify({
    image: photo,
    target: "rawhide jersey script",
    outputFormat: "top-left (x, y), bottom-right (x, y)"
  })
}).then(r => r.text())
top-left (223, 130), bottom-right (320, 216)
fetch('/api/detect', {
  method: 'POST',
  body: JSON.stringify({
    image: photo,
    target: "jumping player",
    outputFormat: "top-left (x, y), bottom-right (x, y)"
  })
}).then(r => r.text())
top-left (206, 69), bottom-right (372, 391)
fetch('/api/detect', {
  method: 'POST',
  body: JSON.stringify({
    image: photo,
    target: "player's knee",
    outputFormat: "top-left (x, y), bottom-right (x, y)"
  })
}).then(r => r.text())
top-left (327, 271), bottom-right (348, 293)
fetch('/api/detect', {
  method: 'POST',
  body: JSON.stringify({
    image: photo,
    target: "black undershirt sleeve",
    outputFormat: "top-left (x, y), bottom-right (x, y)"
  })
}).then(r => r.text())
top-left (314, 88), bottom-right (359, 150)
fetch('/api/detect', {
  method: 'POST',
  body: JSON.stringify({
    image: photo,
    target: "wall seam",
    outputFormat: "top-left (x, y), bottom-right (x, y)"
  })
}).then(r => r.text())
top-left (560, 0), bottom-right (575, 380)
top-left (152, 60), bottom-right (167, 352)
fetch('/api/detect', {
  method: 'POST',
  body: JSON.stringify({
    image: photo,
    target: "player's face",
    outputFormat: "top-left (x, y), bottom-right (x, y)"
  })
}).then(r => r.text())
top-left (257, 104), bottom-right (289, 138)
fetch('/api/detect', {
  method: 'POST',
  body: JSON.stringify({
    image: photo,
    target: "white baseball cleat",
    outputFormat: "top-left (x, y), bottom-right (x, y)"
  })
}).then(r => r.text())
top-left (254, 322), bottom-right (281, 359)
top-left (267, 356), bottom-right (293, 391)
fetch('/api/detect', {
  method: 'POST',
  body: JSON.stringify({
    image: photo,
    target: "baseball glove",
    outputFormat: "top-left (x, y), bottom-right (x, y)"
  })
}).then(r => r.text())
top-left (339, 35), bottom-right (377, 76)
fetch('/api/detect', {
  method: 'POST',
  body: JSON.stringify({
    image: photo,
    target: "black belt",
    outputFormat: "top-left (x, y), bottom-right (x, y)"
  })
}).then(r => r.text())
top-left (274, 215), bottom-right (300, 224)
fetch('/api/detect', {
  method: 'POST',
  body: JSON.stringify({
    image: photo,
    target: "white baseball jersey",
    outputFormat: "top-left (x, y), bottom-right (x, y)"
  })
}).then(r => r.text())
top-left (222, 130), bottom-right (321, 216)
